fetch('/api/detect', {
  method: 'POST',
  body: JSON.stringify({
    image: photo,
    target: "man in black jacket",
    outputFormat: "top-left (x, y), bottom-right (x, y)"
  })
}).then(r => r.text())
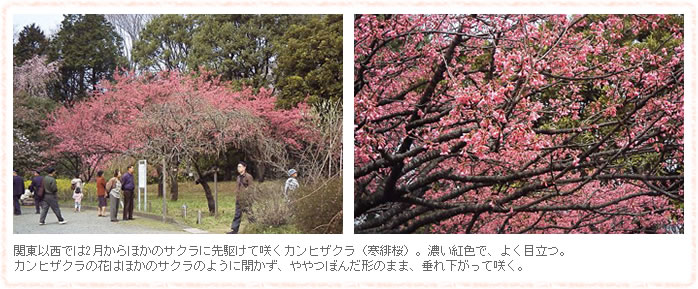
top-left (12, 170), bottom-right (24, 215)
top-left (121, 165), bottom-right (136, 220)
top-left (29, 170), bottom-right (43, 214)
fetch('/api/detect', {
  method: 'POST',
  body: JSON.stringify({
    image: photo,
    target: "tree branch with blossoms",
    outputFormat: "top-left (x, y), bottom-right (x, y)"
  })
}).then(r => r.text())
top-left (354, 14), bottom-right (683, 234)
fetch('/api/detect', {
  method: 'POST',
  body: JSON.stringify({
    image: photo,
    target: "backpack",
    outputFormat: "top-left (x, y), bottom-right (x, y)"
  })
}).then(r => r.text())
top-left (36, 182), bottom-right (45, 200)
top-left (106, 178), bottom-right (115, 197)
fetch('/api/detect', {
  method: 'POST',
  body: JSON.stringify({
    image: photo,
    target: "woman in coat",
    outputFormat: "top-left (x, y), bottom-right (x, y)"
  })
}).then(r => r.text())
top-left (106, 170), bottom-right (122, 222)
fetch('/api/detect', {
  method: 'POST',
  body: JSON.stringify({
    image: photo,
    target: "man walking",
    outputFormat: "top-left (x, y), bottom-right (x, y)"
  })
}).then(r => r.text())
top-left (39, 167), bottom-right (66, 225)
top-left (228, 161), bottom-right (254, 234)
top-left (13, 170), bottom-right (24, 215)
top-left (121, 165), bottom-right (136, 220)
top-left (29, 170), bottom-right (43, 214)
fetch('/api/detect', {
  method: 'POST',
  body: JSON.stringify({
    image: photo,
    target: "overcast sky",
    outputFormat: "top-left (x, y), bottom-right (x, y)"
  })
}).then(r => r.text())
top-left (13, 14), bottom-right (64, 40)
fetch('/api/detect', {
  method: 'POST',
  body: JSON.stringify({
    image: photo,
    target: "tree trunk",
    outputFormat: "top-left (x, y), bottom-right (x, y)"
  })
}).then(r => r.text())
top-left (250, 159), bottom-right (265, 182)
top-left (156, 165), bottom-right (163, 197)
top-left (193, 162), bottom-right (216, 214)
top-left (170, 158), bottom-right (179, 201)
top-left (170, 175), bottom-right (179, 201)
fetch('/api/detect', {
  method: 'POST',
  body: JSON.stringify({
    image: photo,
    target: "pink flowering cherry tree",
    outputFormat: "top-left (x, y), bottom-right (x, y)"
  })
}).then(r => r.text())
top-left (13, 55), bottom-right (61, 173)
top-left (354, 14), bottom-right (683, 233)
top-left (13, 55), bottom-right (61, 99)
top-left (45, 70), bottom-right (313, 210)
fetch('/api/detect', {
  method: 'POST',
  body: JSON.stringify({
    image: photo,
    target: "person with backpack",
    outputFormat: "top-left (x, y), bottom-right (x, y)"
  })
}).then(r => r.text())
top-left (39, 167), bottom-right (66, 225)
top-left (106, 170), bottom-right (122, 222)
top-left (70, 175), bottom-right (83, 212)
top-left (72, 181), bottom-right (83, 212)
top-left (29, 170), bottom-right (43, 214)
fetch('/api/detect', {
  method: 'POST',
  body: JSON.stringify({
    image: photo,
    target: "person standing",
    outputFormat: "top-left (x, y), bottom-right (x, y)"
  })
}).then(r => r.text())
top-left (39, 167), bottom-right (66, 225)
top-left (284, 168), bottom-right (300, 200)
top-left (106, 170), bottom-right (122, 222)
top-left (70, 175), bottom-right (83, 192)
top-left (121, 165), bottom-right (135, 221)
top-left (96, 170), bottom-right (107, 217)
top-left (72, 183), bottom-right (83, 212)
top-left (13, 170), bottom-right (24, 215)
top-left (228, 161), bottom-right (254, 234)
top-left (70, 175), bottom-right (83, 212)
top-left (29, 170), bottom-right (43, 214)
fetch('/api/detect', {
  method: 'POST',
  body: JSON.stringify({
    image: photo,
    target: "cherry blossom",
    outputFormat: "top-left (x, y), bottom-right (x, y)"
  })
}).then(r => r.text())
top-left (355, 14), bottom-right (683, 234)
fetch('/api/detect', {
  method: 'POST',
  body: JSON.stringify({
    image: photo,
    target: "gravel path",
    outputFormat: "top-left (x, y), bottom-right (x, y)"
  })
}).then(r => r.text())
top-left (13, 205), bottom-right (187, 234)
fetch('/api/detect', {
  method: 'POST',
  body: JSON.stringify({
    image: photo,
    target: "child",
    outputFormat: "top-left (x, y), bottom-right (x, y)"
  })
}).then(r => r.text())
top-left (72, 182), bottom-right (83, 212)
top-left (71, 176), bottom-right (83, 212)
top-left (284, 169), bottom-right (299, 200)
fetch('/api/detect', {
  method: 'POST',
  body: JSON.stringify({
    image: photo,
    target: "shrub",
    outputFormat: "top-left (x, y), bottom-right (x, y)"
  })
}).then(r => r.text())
top-left (291, 176), bottom-right (342, 234)
top-left (247, 182), bottom-right (292, 227)
top-left (57, 179), bottom-right (96, 201)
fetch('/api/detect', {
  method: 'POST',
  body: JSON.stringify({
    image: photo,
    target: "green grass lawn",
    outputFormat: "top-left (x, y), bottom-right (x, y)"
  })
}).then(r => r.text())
top-left (143, 179), bottom-right (301, 234)
top-left (120, 216), bottom-right (186, 232)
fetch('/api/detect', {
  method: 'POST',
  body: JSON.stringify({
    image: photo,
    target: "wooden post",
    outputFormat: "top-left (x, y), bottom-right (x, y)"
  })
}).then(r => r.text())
top-left (197, 210), bottom-right (202, 224)
top-left (182, 204), bottom-right (187, 218)
top-left (162, 159), bottom-right (167, 222)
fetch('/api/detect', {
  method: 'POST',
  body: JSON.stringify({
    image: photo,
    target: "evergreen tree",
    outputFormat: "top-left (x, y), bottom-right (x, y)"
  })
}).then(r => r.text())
top-left (132, 14), bottom-right (193, 72)
top-left (275, 15), bottom-right (343, 108)
top-left (48, 14), bottom-right (126, 107)
top-left (13, 23), bottom-right (49, 66)
top-left (188, 14), bottom-right (304, 88)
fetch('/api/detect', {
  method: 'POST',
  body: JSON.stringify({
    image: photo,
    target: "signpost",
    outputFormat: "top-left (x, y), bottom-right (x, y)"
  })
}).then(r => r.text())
top-left (138, 160), bottom-right (147, 211)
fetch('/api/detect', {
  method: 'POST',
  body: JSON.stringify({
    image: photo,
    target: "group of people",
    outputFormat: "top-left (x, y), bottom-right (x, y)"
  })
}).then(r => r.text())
top-left (13, 167), bottom-right (67, 225)
top-left (11, 165), bottom-right (137, 225)
top-left (14, 162), bottom-right (299, 233)
top-left (98, 165), bottom-right (136, 222)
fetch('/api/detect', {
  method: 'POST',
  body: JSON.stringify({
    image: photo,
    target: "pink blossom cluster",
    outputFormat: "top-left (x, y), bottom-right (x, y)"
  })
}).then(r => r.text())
top-left (13, 55), bottom-right (60, 98)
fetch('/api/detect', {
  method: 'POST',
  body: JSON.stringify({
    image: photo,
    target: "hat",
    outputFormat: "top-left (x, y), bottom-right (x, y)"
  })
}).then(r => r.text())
top-left (287, 169), bottom-right (297, 176)
top-left (46, 167), bottom-right (56, 174)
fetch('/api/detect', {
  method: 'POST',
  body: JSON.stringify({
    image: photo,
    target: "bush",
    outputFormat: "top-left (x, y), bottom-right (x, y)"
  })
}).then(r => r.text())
top-left (247, 182), bottom-right (292, 227)
top-left (292, 176), bottom-right (342, 234)
top-left (57, 179), bottom-right (96, 200)
top-left (24, 178), bottom-right (95, 201)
